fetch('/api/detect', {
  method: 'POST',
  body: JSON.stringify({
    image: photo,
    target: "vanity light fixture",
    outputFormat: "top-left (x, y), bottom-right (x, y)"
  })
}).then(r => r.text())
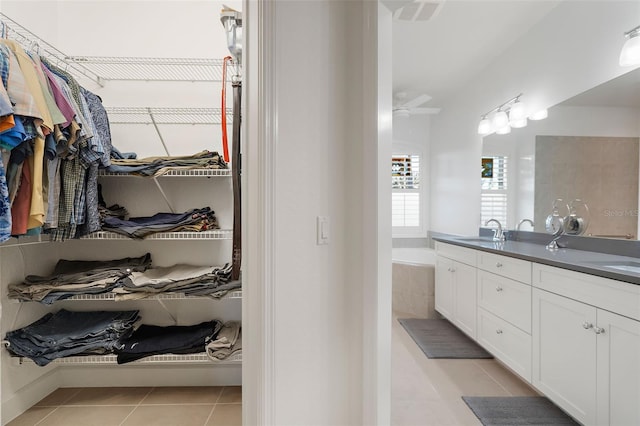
top-left (477, 93), bottom-right (527, 135)
top-left (529, 109), bottom-right (548, 120)
top-left (477, 116), bottom-right (492, 135)
top-left (620, 24), bottom-right (640, 66)
top-left (492, 110), bottom-right (509, 129)
top-left (496, 125), bottom-right (511, 135)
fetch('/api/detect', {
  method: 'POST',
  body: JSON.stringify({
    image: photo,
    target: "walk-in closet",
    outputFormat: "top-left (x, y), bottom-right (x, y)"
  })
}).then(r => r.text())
top-left (0, 2), bottom-right (243, 425)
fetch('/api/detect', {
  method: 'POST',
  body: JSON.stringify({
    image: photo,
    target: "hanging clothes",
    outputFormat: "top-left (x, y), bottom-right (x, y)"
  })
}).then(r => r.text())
top-left (0, 158), bottom-right (11, 242)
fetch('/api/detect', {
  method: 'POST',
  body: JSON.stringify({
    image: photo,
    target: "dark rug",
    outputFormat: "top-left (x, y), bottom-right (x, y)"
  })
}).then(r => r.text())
top-left (462, 396), bottom-right (580, 425)
top-left (398, 318), bottom-right (493, 359)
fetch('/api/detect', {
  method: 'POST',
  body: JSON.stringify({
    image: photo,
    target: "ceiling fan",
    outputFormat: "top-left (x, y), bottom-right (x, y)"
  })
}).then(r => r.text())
top-left (393, 92), bottom-right (440, 117)
top-left (381, 0), bottom-right (445, 22)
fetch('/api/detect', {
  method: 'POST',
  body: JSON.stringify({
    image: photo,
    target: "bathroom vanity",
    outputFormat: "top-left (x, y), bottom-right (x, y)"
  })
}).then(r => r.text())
top-left (434, 235), bottom-right (640, 426)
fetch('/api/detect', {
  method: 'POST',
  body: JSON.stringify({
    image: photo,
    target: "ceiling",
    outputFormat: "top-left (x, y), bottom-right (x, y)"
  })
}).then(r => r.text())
top-left (392, 0), bottom-right (562, 109)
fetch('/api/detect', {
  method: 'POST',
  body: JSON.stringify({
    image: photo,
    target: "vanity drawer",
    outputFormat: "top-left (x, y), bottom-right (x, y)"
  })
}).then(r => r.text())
top-left (532, 263), bottom-right (640, 321)
top-left (478, 270), bottom-right (532, 333)
top-left (435, 242), bottom-right (477, 266)
top-left (477, 251), bottom-right (532, 284)
top-left (477, 307), bottom-right (532, 382)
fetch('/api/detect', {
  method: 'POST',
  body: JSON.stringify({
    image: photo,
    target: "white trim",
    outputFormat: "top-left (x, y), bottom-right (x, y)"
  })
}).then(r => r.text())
top-left (362, 1), bottom-right (392, 424)
top-left (243, 0), bottom-right (277, 424)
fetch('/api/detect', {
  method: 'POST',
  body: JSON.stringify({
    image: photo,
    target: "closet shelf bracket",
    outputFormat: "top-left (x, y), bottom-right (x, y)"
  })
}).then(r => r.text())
top-left (152, 177), bottom-right (176, 213)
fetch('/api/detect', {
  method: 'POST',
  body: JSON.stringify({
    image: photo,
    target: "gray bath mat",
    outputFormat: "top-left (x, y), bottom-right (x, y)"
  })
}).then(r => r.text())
top-left (398, 318), bottom-right (493, 359)
top-left (462, 396), bottom-right (580, 425)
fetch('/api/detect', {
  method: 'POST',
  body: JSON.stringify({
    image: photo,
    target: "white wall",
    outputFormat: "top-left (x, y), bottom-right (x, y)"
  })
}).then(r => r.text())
top-left (430, 1), bottom-right (640, 236)
top-left (264, 1), bottom-right (387, 424)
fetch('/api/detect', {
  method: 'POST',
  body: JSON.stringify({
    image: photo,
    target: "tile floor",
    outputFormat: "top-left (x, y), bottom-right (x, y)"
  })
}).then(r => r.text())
top-left (391, 312), bottom-right (539, 426)
top-left (7, 386), bottom-right (241, 426)
top-left (8, 316), bottom-right (537, 426)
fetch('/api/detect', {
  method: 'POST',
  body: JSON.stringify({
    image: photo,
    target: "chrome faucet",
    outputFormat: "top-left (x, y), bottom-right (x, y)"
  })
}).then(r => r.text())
top-left (516, 218), bottom-right (534, 231)
top-left (484, 218), bottom-right (505, 241)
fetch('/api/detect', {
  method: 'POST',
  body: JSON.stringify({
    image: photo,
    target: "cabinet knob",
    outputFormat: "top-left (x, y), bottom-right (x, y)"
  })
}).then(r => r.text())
top-left (594, 327), bottom-right (605, 335)
top-left (450, 268), bottom-right (456, 273)
top-left (496, 262), bottom-right (503, 268)
top-left (496, 286), bottom-right (503, 292)
top-left (496, 329), bottom-right (503, 334)
top-left (582, 322), bottom-right (593, 330)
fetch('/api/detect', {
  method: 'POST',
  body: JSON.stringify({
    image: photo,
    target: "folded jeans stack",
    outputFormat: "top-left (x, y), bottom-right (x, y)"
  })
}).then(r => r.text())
top-left (105, 151), bottom-right (227, 177)
top-left (101, 207), bottom-right (219, 239)
top-left (206, 321), bottom-right (242, 361)
top-left (116, 319), bottom-right (223, 364)
top-left (8, 253), bottom-right (152, 304)
top-left (4, 309), bottom-right (140, 366)
top-left (113, 263), bottom-right (240, 300)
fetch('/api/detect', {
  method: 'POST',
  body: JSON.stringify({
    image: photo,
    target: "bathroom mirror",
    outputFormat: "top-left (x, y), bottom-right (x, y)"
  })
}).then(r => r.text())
top-left (481, 67), bottom-right (640, 239)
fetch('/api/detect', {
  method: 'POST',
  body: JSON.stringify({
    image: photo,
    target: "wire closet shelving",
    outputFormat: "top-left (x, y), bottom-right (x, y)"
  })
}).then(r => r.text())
top-left (0, 13), bottom-right (231, 86)
top-left (11, 352), bottom-right (242, 366)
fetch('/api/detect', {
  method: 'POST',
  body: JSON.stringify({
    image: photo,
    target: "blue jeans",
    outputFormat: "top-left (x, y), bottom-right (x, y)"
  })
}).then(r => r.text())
top-left (5, 309), bottom-right (139, 366)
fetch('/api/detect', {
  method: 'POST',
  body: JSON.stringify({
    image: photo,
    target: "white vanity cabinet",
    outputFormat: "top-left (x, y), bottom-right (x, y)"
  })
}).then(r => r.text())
top-left (434, 240), bottom-right (640, 426)
top-left (435, 242), bottom-right (477, 339)
top-left (476, 253), bottom-right (532, 381)
top-left (532, 264), bottom-right (640, 426)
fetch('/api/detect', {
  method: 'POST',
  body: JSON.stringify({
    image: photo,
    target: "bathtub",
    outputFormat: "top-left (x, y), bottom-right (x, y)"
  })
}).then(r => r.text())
top-left (392, 247), bottom-right (437, 266)
top-left (392, 247), bottom-right (437, 319)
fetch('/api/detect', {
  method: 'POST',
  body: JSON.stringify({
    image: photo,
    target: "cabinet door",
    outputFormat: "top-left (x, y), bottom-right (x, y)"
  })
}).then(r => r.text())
top-left (435, 256), bottom-right (454, 321)
top-left (596, 310), bottom-right (640, 426)
top-left (453, 261), bottom-right (477, 339)
top-left (532, 288), bottom-right (596, 425)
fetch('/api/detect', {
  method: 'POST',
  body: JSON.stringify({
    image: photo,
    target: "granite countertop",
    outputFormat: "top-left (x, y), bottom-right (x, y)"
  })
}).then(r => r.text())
top-left (433, 234), bottom-right (640, 286)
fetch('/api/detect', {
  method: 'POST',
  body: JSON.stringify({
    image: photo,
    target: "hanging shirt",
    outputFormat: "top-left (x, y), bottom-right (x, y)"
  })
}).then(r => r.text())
top-left (0, 44), bottom-right (42, 122)
top-left (40, 63), bottom-right (75, 128)
top-left (80, 87), bottom-right (112, 167)
top-left (0, 81), bottom-right (13, 117)
top-left (0, 157), bottom-right (11, 242)
top-left (28, 53), bottom-right (66, 126)
top-left (0, 115), bottom-right (26, 151)
top-left (11, 158), bottom-right (31, 236)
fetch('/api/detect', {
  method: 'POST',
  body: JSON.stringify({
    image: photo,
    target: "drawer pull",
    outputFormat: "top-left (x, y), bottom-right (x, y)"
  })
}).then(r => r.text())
top-left (496, 286), bottom-right (503, 292)
top-left (496, 329), bottom-right (503, 334)
top-left (594, 327), bottom-right (605, 335)
top-left (450, 268), bottom-right (456, 273)
top-left (582, 322), bottom-right (593, 330)
top-left (495, 262), bottom-right (503, 268)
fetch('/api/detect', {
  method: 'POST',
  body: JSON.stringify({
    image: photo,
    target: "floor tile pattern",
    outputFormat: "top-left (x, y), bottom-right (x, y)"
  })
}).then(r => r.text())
top-left (8, 314), bottom-right (538, 426)
top-left (8, 386), bottom-right (242, 426)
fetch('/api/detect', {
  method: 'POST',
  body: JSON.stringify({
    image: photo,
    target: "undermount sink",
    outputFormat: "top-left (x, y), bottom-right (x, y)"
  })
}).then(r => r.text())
top-left (584, 260), bottom-right (640, 274)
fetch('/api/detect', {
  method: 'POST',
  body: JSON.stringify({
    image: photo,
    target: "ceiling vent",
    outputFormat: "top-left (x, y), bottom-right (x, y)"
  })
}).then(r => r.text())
top-left (388, 0), bottom-right (445, 22)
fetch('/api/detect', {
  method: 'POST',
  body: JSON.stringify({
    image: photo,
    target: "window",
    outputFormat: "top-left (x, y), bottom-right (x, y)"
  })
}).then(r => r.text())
top-left (392, 154), bottom-right (422, 233)
top-left (480, 156), bottom-right (508, 227)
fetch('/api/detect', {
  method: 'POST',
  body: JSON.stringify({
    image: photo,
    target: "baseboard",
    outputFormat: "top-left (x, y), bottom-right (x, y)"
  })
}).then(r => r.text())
top-left (2, 369), bottom-right (60, 425)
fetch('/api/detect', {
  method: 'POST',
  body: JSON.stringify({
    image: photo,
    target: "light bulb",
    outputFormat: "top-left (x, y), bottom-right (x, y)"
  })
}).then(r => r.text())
top-left (477, 117), bottom-right (492, 135)
top-left (492, 111), bottom-right (509, 129)
top-left (510, 118), bottom-right (528, 128)
top-left (620, 32), bottom-right (640, 66)
top-left (496, 125), bottom-right (511, 135)
top-left (530, 109), bottom-right (548, 120)
top-left (509, 99), bottom-right (527, 121)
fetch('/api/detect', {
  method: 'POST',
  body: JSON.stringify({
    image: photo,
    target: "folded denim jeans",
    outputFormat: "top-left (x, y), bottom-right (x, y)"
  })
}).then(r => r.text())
top-left (5, 309), bottom-right (139, 366)
top-left (116, 320), bottom-right (222, 364)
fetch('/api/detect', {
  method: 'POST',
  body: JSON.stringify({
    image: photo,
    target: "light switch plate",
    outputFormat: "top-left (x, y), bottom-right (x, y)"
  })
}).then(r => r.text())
top-left (317, 216), bottom-right (330, 245)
